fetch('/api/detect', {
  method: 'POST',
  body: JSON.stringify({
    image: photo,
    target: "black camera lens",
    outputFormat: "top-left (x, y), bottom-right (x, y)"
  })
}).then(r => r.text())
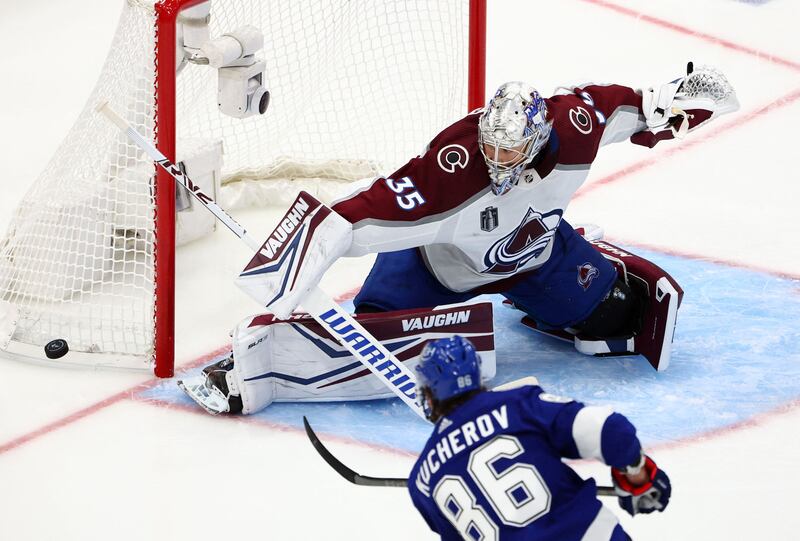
top-left (258, 90), bottom-right (270, 114)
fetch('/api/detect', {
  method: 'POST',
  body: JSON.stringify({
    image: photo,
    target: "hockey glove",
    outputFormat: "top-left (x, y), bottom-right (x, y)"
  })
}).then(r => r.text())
top-left (611, 455), bottom-right (671, 516)
top-left (632, 63), bottom-right (739, 148)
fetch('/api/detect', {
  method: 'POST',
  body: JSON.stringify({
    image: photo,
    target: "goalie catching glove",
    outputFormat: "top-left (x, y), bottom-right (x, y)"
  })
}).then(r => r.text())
top-left (611, 455), bottom-right (672, 516)
top-left (632, 62), bottom-right (739, 147)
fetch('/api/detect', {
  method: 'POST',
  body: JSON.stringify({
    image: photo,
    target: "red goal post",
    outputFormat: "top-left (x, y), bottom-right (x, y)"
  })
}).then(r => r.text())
top-left (0, 0), bottom-right (486, 377)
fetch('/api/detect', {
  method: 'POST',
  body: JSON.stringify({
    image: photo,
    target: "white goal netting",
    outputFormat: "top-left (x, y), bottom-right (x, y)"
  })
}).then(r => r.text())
top-left (0, 0), bottom-right (475, 371)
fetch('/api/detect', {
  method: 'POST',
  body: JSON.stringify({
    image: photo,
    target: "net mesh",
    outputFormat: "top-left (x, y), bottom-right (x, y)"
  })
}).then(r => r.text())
top-left (0, 3), bottom-right (157, 364)
top-left (177, 0), bottom-right (470, 198)
top-left (0, 0), bottom-right (473, 368)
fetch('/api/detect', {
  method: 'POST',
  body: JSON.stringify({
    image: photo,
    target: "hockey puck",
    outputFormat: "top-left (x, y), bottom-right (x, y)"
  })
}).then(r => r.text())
top-left (44, 339), bottom-right (69, 360)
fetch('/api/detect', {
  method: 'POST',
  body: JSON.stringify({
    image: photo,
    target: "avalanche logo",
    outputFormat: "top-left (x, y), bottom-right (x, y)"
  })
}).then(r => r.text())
top-left (437, 144), bottom-right (469, 173)
top-left (569, 106), bottom-right (593, 134)
top-left (577, 262), bottom-right (599, 290)
top-left (482, 208), bottom-right (562, 274)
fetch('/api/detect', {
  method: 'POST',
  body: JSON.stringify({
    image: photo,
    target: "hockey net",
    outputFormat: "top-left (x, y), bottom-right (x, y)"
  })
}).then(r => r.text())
top-left (0, 0), bottom-right (484, 375)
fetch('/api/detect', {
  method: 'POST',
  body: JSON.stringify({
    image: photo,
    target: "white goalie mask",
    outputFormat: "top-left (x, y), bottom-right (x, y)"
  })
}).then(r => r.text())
top-left (479, 82), bottom-right (552, 195)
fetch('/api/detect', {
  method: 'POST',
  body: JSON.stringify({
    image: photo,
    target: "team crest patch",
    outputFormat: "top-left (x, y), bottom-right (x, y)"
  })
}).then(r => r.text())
top-left (577, 262), bottom-right (599, 290)
top-left (482, 208), bottom-right (562, 275)
top-left (480, 206), bottom-right (499, 232)
top-left (569, 106), bottom-right (593, 134)
top-left (437, 144), bottom-right (469, 173)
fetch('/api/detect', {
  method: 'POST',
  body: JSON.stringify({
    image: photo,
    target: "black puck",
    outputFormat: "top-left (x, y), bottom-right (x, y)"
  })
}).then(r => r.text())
top-left (44, 339), bottom-right (69, 359)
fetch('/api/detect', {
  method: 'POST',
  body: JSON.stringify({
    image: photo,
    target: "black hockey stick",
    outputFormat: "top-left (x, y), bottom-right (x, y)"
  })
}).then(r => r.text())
top-left (303, 416), bottom-right (407, 487)
top-left (303, 416), bottom-right (616, 496)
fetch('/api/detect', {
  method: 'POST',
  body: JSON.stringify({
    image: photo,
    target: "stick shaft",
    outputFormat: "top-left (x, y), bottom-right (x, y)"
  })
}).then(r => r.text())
top-left (98, 102), bottom-right (425, 417)
top-left (303, 417), bottom-right (616, 496)
top-left (97, 102), bottom-right (259, 251)
top-left (301, 288), bottom-right (422, 415)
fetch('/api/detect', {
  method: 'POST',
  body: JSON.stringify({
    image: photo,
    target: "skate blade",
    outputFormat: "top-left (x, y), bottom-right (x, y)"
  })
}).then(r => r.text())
top-left (177, 375), bottom-right (230, 415)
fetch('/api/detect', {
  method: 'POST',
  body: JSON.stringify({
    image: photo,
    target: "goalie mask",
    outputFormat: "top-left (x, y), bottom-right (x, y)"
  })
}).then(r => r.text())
top-left (479, 82), bottom-right (552, 196)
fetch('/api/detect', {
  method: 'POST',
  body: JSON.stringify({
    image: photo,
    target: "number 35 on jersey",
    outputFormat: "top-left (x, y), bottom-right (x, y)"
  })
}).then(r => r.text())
top-left (385, 176), bottom-right (426, 210)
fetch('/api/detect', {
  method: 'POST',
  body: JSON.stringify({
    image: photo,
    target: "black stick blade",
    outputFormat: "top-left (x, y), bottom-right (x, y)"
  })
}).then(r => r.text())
top-left (303, 416), bottom-right (408, 488)
top-left (302, 417), bottom-right (615, 495)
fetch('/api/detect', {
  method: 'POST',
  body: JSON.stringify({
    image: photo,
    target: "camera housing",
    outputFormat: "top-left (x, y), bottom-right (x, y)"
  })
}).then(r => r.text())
top-left (217, 59), bottom-right (270, 118)
top-left (179, 11), bottom-right (270, 119)
top-left (177, 1), bottom-right (211, 72)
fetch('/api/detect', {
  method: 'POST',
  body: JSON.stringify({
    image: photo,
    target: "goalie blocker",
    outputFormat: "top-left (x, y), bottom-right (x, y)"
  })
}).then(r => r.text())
top-left (179, 300), bottom-right (495, 415)
top-left (235, 192), bottom-right (352, 318)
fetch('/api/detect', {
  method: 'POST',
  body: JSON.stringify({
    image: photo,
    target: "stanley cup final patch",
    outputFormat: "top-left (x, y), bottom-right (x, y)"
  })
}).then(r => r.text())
top-left (480, 206), bottom-right (499, 232)
top-left (577, 262), bottom-right (599, 290)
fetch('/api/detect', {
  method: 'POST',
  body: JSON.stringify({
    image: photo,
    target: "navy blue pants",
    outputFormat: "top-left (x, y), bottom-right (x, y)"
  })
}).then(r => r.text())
top-left (354, 220), bottom-right (616, 329)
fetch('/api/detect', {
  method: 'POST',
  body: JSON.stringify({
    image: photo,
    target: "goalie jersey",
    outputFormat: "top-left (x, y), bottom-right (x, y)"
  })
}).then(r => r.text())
top-left (408, 385), bottom-right (642, 541)
top-left (332, 84), bottom-right (647, 293)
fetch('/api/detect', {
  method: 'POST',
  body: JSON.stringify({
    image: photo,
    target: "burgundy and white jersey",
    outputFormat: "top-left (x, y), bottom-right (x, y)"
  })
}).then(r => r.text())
top-left (332, 84), bottom-right (647, 292)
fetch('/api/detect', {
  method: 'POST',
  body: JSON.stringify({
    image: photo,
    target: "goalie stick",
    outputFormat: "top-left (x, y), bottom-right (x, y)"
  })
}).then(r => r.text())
top-left (302, 416), bottom-right (616, 497)
top-left (97, 102), bottom-right (425, 418)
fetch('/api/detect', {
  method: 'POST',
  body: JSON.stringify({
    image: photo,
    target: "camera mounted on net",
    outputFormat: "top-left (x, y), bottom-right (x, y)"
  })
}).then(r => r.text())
top-left (179, 2), bottom-right (270, 119)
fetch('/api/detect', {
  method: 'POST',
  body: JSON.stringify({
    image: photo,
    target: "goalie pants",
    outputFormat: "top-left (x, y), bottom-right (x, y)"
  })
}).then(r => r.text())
top-left (355, 220), bottom-right (617, 329)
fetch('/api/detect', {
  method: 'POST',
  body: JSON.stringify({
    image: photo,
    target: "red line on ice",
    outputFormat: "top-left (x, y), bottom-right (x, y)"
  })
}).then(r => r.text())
top-left (651, 398), bottom-right (800, 453)
top-left (0, 383), bottom-right (156, 456)
top-left (607, 237), bottom-right (800, 282)
top-left (129, 395), bottom-right (419, 459)
top-left (0, 345), bottom-right (230, 456)
top-left (3, 5), bottom-right (800, 459)
top-left (579, 0), bottom-right (800, 73)
top-left (575, 87), bottom-right (800, 200)
top-left (0, 289), bottom-right (364, 456)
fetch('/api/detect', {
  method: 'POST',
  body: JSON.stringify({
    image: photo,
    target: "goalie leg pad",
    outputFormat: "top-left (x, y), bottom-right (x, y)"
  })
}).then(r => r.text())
top-left (573, 278), bottom-right (640, 338)
top-left (226, 300), bottom-right (495, 414)
top-left (587, 240), bottom-right (684, 371)
top-left (515, 240), bottom-right (683, 371)
top-left (229, 321), bottom-right (279, 414)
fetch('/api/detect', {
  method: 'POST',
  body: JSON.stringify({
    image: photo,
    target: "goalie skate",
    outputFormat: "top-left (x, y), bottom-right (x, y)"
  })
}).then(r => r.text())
top-left (177, 355), bottom-right (243, 415)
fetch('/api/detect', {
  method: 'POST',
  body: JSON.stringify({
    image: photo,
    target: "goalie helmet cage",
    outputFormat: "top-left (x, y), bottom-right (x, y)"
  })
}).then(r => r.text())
top-left (0, 0), bottom-right (486, 377)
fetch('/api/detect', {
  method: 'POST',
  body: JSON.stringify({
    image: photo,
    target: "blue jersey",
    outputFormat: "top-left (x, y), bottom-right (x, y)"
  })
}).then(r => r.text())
top-left (408, 385), bottom-right (641, 541)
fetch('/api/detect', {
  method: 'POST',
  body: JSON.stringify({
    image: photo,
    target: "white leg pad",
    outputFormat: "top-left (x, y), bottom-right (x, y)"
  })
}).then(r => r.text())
top-left (230, 320), bottom-right (278, 414)
top-left (230, 300), bottom-right (496, 414)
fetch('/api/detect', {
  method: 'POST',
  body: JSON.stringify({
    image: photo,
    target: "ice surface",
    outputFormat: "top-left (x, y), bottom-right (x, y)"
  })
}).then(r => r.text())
top-left (1, 0), bottom-right (799, 540)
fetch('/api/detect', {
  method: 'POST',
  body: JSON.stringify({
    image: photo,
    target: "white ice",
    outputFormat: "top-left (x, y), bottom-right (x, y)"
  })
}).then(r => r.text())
top-left (0, 0), bottom-right (799, 539)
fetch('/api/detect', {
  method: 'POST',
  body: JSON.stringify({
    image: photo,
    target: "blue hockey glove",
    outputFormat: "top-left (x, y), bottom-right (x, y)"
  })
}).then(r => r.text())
top-left (611, 455), bottom-right (671, 516)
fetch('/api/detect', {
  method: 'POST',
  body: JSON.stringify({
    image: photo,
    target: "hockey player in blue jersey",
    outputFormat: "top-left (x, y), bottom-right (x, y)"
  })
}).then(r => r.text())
top-left (408, 336), bottom-right (671, 540)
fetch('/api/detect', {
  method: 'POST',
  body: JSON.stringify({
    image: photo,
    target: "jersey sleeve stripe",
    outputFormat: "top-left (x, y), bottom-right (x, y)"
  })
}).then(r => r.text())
top-left (328, 175), bottom-right (383, 208)
top-left (580, 505), bottom-right (620, 541)
top-left (571, 405), bottom-right (614, 461)
top-left (348, 186), bottom-right (490, 229)
top-left (599, 105), bottom-right (647, 146)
